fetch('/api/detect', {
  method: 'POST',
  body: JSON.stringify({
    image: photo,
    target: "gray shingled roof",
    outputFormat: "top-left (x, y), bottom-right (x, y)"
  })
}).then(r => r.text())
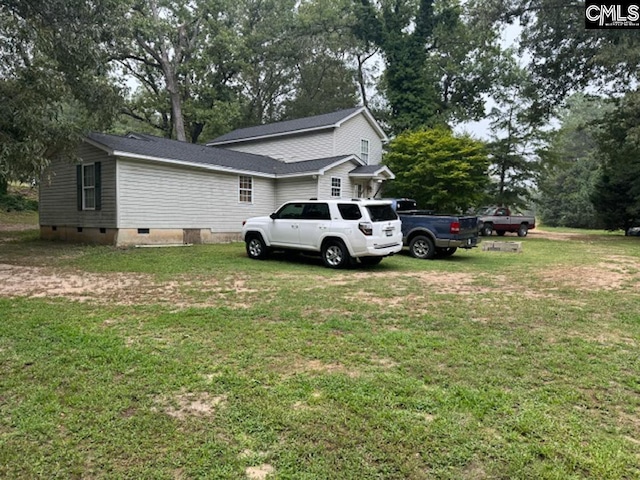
top-left (350, 165), bottom-right (388, 175)
top-left (86, 132), bottom-right (358, 177)
top-left (206, 107), bottom-right (363, 145)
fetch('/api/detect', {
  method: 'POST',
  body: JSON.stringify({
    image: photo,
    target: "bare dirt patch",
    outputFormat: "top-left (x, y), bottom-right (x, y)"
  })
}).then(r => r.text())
top-left (529, 229), bottom-right (602, 242)
top-left (0, 224), bottom-right (37, 232)
top-left (0, 263), bottom-right (257, 308)
top-left (155, 391), bottom-right (227, 419)
top-left (245, 464), bottom-right (275, 480)
top-left (539, 256), bottom-right (640, 292)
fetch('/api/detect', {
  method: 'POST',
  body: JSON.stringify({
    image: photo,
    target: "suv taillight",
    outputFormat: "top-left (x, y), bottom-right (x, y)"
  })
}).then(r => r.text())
top-left (450, 221), bottom-right (460, 234)
top-left (359, 222), bottom-right (373, 236)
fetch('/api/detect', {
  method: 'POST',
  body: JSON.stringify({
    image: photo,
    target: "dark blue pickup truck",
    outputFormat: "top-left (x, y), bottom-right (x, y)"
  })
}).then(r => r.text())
top-left (387, 198), bottom-right (480, 259)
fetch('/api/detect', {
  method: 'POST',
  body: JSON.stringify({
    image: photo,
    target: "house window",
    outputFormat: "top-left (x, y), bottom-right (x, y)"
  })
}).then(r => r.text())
top-left (82, 164), bottom-right (96, 210)
top-left (239, 175), bottom-right (253, 203)
top-left (360, 139), bottom-right (370, 164)
top-left (76, 162), bottom-right (101, 211)
top-left (331, 177), bottom-right (342, 197)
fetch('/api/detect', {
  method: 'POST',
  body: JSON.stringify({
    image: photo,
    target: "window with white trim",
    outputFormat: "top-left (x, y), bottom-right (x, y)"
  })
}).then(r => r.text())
top-left (239, 175), bottom-right (253, 203)
top-left (82, 164), bottom-right (96, 210)
top-left (331, 177), bottom-right (342, 197)
top-left (360, 139), bottom-right (370, 164)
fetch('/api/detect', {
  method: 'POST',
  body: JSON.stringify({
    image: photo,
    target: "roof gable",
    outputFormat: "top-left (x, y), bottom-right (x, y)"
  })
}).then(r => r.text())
top-left (206, 107), bottom-right (387, 146)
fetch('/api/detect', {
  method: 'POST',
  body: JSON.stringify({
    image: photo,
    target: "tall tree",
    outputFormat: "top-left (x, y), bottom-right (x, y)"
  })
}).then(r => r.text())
top-left (486, 58), bottom-right (543, 209)
top-left (591, 91), bottom-right (640, 232)
top-left (353, 0), bottom-right (501, 133)
top-left (116, 0), bottom-right (243, 143)
top-left (537, 94), bottom-right (612, 228)
top-left (0, 0), bottom-right (122, 190)
top-left (383, 127), bottom-right (490, 212)
top-left (280, 0), bottom-right (360, 119)
top-left (234, 0), bottom-right (298, 126)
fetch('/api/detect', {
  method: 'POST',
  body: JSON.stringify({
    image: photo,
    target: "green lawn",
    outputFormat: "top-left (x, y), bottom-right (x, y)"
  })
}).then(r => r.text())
top-left (1, 229), bottom-right (639, 479)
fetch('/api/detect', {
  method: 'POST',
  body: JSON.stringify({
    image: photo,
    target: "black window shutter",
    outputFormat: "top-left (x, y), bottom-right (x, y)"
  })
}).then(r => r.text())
top-left (95, 162), bottom-right (102, 211)
top-left (76, 165), bottom-right (82, 211)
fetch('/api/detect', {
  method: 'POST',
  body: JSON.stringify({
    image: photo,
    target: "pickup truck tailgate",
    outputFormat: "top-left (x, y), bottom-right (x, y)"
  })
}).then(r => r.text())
top-left (458, 216), bottom-right (478, 236)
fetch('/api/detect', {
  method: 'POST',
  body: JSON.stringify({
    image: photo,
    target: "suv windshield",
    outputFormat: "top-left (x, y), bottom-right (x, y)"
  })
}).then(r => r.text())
top-left (366, 204), bottom-right (398, 222)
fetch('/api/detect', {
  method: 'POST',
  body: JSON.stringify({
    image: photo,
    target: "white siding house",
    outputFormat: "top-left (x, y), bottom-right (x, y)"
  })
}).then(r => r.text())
top-left (39, 107), bottom-right (394, 245)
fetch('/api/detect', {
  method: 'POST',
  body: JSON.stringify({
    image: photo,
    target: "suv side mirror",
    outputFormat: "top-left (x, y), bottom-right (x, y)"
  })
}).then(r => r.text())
top-left (269, 213), bottom-right (278, 220)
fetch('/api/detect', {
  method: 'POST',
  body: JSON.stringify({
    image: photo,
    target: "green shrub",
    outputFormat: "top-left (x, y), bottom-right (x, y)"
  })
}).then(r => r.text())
top-left (0, 193), bottom-right (38, 212)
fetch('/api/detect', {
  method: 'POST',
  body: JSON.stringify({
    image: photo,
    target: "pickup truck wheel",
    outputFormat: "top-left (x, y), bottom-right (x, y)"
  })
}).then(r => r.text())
top-left (481, 224), bottom-right (493, 237)
top-left (360, 256), bottom-right (382, 266)
top-left (435, 247), bottom-right (457, 258)
top-left (409, 235), bottom-right (436, 259)
top-left (246, 234), bottom-right (269, 260)
top-left (322, 239), bottom-right (351, 269)
top-left (518, 224), bottom-right (529, 237)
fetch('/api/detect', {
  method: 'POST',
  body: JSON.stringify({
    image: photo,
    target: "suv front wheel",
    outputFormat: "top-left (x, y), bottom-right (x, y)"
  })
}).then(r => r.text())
top-left (246, 234), bottom-right (269, 260)
top-left (321, 239), bottom-right (351, 269)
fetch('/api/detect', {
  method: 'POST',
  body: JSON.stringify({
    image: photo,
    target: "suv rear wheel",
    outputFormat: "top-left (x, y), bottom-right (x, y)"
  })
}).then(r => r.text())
top-left (321, 239), bottom-right (351, 269)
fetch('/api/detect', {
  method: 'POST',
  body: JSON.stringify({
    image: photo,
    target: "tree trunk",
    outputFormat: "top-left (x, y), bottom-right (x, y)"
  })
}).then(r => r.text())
top-left (162, 60), bottom-right (187, 142)
top-left (0, 176), bottom-right (8, 196)
top-left (357, 54), bottom-right (369, 108)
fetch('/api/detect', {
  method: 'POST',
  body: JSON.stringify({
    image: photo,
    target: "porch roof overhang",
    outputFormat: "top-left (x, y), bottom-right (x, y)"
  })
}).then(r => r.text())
top-left (349, 164), bottom-right (395, 181)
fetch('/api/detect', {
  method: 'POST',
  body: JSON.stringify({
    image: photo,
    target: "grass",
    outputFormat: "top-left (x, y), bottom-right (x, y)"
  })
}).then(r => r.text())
top-left (0, 209), bottom-right (38, 225)
top-left (0, 227), bottom-right (639, 479)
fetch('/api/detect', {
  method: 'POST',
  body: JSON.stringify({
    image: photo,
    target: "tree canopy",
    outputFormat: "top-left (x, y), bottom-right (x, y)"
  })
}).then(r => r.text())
top-left (590, 91), bottom-right (640, 232)
top-left (383, 127), bottom-right (490, 212)
top-left (353, 0), bottom-right (502, 134)
top-left (0, 0), bottom-right (122, 191)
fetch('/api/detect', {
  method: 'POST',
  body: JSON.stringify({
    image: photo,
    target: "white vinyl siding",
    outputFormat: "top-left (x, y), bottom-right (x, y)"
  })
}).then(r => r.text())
top-left (334, 114), bottom-right (384, 164)
top-left (117, 159), bottom-right (275, 232)
top-left (39, 143), bottom-right (116, 227)
top-left (224, 130), bottom-right (335, 162)
top-left (274, 177), bottom-right (319, 207)
top-left (318, 162), bottom-right (358, 199)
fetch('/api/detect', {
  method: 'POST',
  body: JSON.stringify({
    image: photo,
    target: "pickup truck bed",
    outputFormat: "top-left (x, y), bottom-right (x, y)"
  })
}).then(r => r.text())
top-left (398, 210), bottom-right (479, 259)
top-left (385, 199), bottom-right (479, 259)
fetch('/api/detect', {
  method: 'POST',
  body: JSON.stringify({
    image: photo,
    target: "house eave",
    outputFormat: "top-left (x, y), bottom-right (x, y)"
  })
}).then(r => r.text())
top-left (111, 151), bottom-right (277, 178)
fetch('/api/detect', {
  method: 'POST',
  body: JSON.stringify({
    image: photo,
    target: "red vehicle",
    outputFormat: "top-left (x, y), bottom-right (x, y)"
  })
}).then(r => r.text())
top-left (477, 206), bottom-right (536, 237)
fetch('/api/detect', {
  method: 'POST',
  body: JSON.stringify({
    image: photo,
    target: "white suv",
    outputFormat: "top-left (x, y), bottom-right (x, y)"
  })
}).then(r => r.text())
top-left (242, 200), bottom-right (403, 268)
